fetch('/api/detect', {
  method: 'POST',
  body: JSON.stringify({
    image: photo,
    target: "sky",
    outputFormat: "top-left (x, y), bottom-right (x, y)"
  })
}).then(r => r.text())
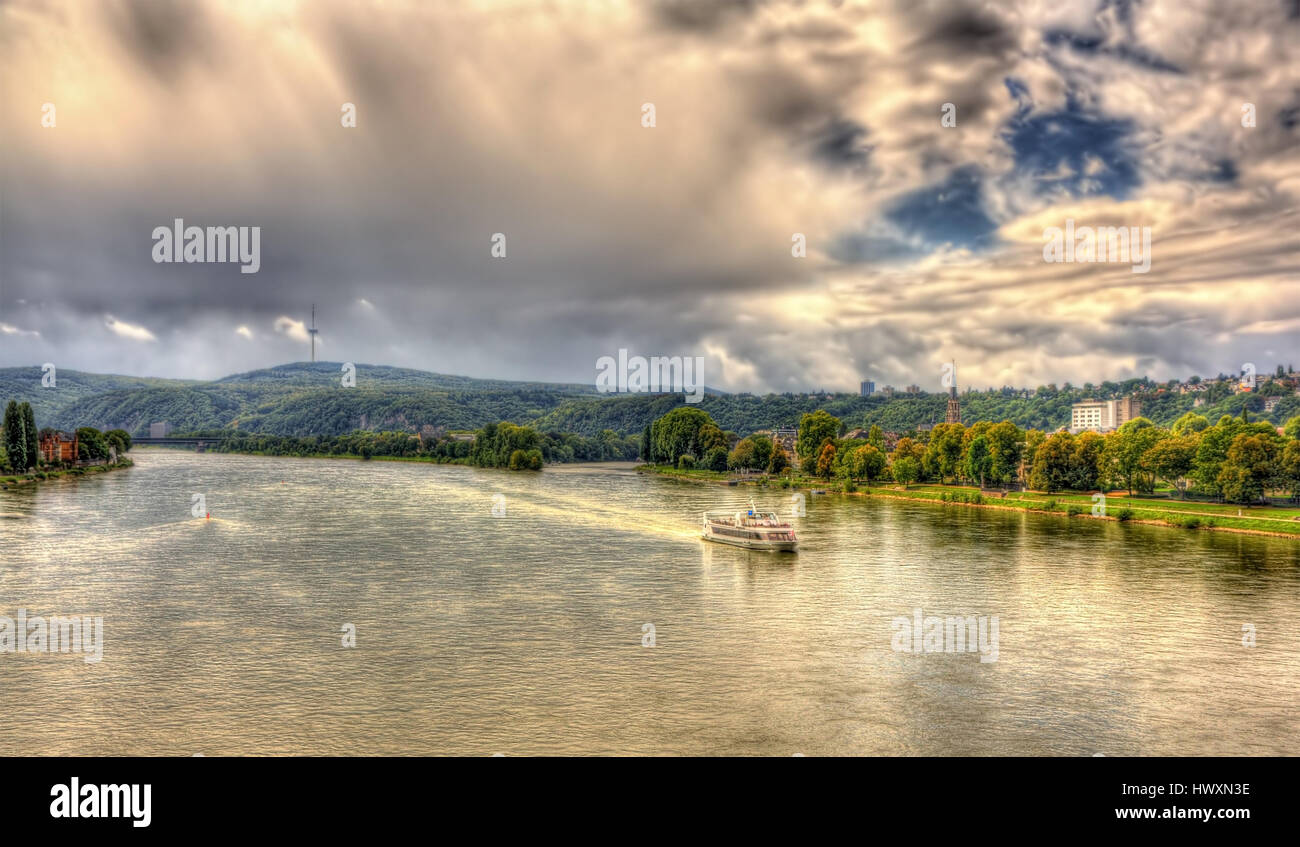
top-left (1, 0), bottom-right (1298, 393)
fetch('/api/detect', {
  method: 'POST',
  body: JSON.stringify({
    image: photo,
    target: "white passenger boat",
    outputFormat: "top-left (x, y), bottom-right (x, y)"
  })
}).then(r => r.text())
top-left (701, 500), bottom-right (798, 552)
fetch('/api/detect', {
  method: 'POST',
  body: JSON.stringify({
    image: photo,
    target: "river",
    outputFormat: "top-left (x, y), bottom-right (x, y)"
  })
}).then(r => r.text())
top-left (2, 450), bottom-right (1297, 755)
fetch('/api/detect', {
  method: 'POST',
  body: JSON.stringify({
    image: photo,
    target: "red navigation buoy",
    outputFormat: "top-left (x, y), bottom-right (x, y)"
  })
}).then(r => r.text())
top-left (206, 512), bottom-right (210, 520)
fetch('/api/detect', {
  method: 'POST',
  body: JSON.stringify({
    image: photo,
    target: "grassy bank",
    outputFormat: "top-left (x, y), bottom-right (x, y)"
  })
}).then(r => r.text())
top-left (0, 458), bottom-right (134, 488)
top-left (639, 464), bottom-right (1300, 539)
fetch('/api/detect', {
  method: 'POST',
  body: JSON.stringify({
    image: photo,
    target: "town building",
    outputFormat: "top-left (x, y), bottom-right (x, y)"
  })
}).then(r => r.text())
top-left (1069, 397), bottom-right (1143, 433)
top-left (39, 430), bottom-right (78, 464)
top-left (860, 380), bottom-right (875, 396)
top-left (769, 426), bottom-right (798, 461)
top-left (1114, 396), bottom-right (1142, 426)
top-left (945, 362), bottom-right (961, 424)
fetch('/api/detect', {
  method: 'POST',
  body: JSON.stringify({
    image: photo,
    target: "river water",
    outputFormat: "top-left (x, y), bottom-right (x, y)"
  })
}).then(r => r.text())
top-left (1, 450), bottom-right (1297, 756)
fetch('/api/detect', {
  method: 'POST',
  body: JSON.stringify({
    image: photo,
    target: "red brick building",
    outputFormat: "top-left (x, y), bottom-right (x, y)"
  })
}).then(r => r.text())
top-left (39, 431), bottom-right (78, 464)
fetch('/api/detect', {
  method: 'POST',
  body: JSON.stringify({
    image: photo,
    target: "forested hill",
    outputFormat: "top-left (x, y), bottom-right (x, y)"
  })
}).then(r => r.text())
top-left (3, 362), bottom-right (1296, 439)
top-left (533, 385), bottom-right (1300, 436)
top-left (0, 367), bottom-right (194, 425)
top-left (212, 362), bottom-right (597, 394)
top-left (0, 362), bottom-right (596, 437)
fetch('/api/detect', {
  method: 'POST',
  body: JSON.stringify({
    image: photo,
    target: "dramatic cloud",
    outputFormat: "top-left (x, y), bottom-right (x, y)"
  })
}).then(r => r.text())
top-left (0, 0), bottom-right (1296, 391)
top-left (273, 317), bottom-right (310, 344)
top-left (104, 314), bottom-right (157, 343)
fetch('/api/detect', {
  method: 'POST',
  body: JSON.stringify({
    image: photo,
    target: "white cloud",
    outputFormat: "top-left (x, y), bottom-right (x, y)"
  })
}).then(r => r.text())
top-left (273, 316), bottom-right (309, 343)
top-left (0, 323), bottom-right (40, 338)
top-left (235, 325), bottom-right (254, 339)
top-left (104, 315), bottom-right (157, 342)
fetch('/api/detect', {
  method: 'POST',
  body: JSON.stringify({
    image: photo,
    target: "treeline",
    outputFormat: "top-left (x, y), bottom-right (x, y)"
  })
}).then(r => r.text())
top-left (646, 406), bottom-right (1300, 505)
top-left (46, 384), bottom-right (580, 438)
top-left (2, 399), bottom-right (131, 472)
top-left (207, 423), bottom-right (639, 468)
top-left (537, 378), bottom-right (1300, 437)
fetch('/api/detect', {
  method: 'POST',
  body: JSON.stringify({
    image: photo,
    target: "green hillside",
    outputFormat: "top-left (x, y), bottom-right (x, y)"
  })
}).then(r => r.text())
top-left (3, 362), bottom-right (1296, 439)
top-left (0, 362), bottom-right (597, 437)
top-left (0, 367), bottom-right (194, 424)
top-left (534, 385), bottom-right (1300, 437)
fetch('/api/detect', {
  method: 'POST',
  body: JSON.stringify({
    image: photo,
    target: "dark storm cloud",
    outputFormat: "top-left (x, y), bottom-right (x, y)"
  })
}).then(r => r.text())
top-left (1, 0), bottom-right (1296, 393)
top-left (910, 5), bottom-right (1018, 57)
top-left (651, 0), bottom-right (762, 33)
top-left (100, 0), bottom-right (215, 82)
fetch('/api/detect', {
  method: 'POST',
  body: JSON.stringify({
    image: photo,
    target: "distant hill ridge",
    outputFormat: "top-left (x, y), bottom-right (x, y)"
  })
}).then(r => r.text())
top-left (1, 362), bottom-right (1296, 439)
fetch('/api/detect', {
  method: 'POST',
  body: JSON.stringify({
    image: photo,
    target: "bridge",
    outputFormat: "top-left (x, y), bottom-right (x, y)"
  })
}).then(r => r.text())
top-left (131, 437), bottom-right (214, 449)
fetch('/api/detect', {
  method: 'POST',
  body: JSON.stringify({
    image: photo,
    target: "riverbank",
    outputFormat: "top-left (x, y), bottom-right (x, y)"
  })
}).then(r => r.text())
top-left (639, 464), bottom-right (1300, 539)
top-left (0, 458), bottom-right (134, 489)
top-left (135, 445), bottom-right (631, 470)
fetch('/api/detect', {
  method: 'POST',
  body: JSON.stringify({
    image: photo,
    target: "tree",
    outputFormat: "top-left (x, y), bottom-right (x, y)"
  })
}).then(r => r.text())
top-left (798, 410), bottom-right (841, 474)
top-left (1217, 433), bottom-right (1278, 504)
top-left (986, 421), bottom-right (1025, 485)
top-left (1280, 440), bottom-right (1300, 498)
top-left (867, 425), bottom-right (884, 450)
top-left (1071, 431), bottom-right (1105, 490)
top-left (1285, 416), bottom-right (1300, 441)
top-left (1171, 412), bottom-right (1210, 436)
top-left (105, 428), bottom-right (132, 457)
top-left (964, 435), bottom-right (992, 488)
top-left (727, 438), bottom-right (756, 471)
top-left (1144, 435), bottom-right (1197, 498)
top-left (76, 427), bottom-right (111, 462)
top-left (3, 400), bottom-right (28, 472)
top-left (1192, 416), bottom-right (1242, 498)
top-left (21, 403), bottom-right (37, 469)
top-left (924, 422), bottom-right (965, 483)
top-left (704, 446), bottom-right (729, 472)
top-left (1104, 418), bottom-right (1164, 495)
top-left (892, 455), bottom-right (920, 487)
top-left (1028, 432), bottom-right (1073, 493)
top-left (856, 444), bottom-right (886, 485)
top-left (815, 441), bottom-right (837, 479)
top-left (650, 407), bottom-right (720, 464)
top-left (767, 444), bottom-right (789, 474)
top-left (728, 435), bottom-right (773, 471)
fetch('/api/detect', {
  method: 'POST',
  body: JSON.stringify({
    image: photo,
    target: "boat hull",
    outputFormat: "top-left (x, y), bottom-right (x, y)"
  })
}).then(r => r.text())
top-left (701, 529), bottom-right (797, 553)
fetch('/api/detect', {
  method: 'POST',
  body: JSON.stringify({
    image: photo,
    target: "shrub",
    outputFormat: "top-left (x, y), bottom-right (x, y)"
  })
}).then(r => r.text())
top-left (1043, 499), bottom-right (1057, 512)
top-left (677, 454), bottom-right (695, 470)
top-left (1066, 504), bottom-right (1085, 516)
top-left (972, 493), bottom-right (984, 505)
top-left (1179, 515), bottom-right (1203, 529)
top-left (1116, 508), bottom-right (1134, 521)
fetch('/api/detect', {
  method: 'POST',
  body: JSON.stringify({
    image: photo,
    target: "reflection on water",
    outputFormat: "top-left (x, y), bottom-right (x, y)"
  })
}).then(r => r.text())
top-left (1, 451), bottom-right (1297, 756)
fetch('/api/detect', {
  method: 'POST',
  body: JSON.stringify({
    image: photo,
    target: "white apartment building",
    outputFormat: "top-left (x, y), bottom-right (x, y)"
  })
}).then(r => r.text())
top-left (1069, 397), bottom-right (1142, 433)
